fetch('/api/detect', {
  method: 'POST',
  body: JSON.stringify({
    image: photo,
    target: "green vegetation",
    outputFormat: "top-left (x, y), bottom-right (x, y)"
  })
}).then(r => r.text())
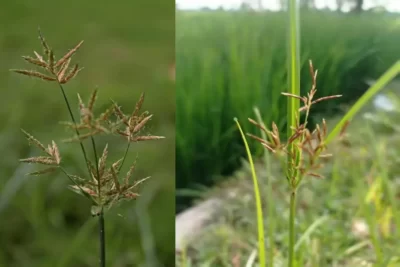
top-left (176, 10), bottom-right (400, 211)
top-left (176, 4), bottom-right (400, 266)
top-left (0, 1), bottom-right (174, 266)
top-left (177, 81), bottom-right (400, 266)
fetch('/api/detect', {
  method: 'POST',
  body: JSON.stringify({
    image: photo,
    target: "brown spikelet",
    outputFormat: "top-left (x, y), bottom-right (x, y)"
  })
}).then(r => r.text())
top-left (34, 51), bottom-right (45, 63)
top-left (38, 28), bottom-right (50, 56)
top-left (52, 140), bottom-right (61, 164)
top-left (133, 114), bottom-right (153, 133)
top-left (54, 40), bottom-right (84, 68)
top-left (27, 167), bottom-right (58, 176)
top-left (21, 129), bottom-right (49, 154)
top-left (22, 56), bottom-right (48, 68)
top-left (60, 64), bottom-right (82, 84)
top-left (110, 165), bottom-right (121, 192)
top-left (124, 162), bottom-right (136, 185)
top-left (248, 118), bottom-right (269, 134)
top-left (307, 172), bottom-right (324, 179)
top-left (132, 93), bottom-right (145, 118)
top-left (98, 144), bottom-right (109, 178)
top-left (130, 135), bottom-right (165, 142)
top-left (57, 58), bottom-right (71, 81)
top-left (88, 89), bottom-right (98, 112)
top-left (11, 69), bottom-right (56, 81)
top-left (48, 50), bottom-right (55, 72)
top-left (20, 156), bottom-right (57, 165)
top-left (112, 158), bottom-right (124, 172)
top-left (129, 177), bottom-right (151, 189)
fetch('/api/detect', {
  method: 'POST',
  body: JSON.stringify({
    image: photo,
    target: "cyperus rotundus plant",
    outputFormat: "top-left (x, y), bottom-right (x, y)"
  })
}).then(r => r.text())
top-left (11, 29), bottom-right (164, 267)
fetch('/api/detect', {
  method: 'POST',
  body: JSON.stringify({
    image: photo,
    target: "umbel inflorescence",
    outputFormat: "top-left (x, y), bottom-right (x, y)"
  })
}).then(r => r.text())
top-left (12, 30), bottom-right (164, 215)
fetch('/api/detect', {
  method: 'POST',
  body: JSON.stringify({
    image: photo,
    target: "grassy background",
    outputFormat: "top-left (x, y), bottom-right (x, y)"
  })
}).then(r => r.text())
top-left (176, 10), bottom-right (400, 211)
top-left (0, 1), bottom-right (175, 266)
top-left (176, 84), bottom-right (400, 266)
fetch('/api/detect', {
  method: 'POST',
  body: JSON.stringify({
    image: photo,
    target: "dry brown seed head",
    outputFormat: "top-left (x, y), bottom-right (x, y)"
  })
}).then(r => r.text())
top-left (20, 156), bottom-right (57, 165)
top-left (124, 162), bottom-right (137, 185)
top-left (22, 56), bottom-right (48, 68)
top-left (54, 40), bottom-right (84, 68)
top-left (110, 165), bottom-right (121, 192)
top-left (11, 69), bottom-right (57, 82)
top-left (60, 64), bottom-right (82, 84)
top-left (311, 95), bottom-right (342, 105)
top-left (48, 50), bottom-right (55, 72)
top-left (38, 29), bottom-right (51, 56)
top-left (307, 172), bottom-right (324, 179)
top-left (88, 89), bottom-right (98, 112)
top-left (130, 135), bottom-right (165, 142)
top-left (34, 51), bottom-right (45, 62)
top-left (52, 140), bottom-right (61, 164)
top-left (133, 114), bottom-right (153, 133)
top-left (248, 118), bottom-right (269, 134)
top-left (27, 167), bottom-right (58, 176)
top-left (21, 129), bottom-right (49, 154)
top-left (57, 58), bottom-right (71, 81)
top-left (98, 144), bottom-right (109, 178)
top-left (132, 93), bottom-right (145, 118)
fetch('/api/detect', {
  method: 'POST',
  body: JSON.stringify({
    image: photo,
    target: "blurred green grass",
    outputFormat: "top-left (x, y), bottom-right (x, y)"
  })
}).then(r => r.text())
top-left (0, 1), bottom-right (175, 266)
top-left (176, 84), bottom-right (400, 266)
top-left (176, 10), bottom-right (400, 211)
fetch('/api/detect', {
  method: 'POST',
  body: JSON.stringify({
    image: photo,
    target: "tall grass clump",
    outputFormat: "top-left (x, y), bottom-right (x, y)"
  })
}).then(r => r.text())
top-left (10, 30), bottom-right (164, 267)
top-left (176, 9), bottom-right (400, 209)
top-left (234, 0), bottom-right (400, 265)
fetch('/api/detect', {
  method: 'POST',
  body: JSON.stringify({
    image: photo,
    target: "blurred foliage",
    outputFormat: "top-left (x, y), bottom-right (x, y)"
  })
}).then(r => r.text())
top-left (176, 10), bottom-right (400, 211)
top-left (0, 1), bottom-right (175, 266)
top-left (176, 87), bottom-right (400, 265)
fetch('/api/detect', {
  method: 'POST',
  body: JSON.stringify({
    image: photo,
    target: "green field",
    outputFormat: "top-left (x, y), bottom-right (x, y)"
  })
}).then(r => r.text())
top-left (176, 10), bottom-right (400, 211)
top-left (0, 1), bottom-right (175, 266)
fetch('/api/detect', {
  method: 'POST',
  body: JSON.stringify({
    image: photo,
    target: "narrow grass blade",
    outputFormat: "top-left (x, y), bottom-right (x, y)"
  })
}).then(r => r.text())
top-left (294, 215), bottom-right (329, 251)
top-left (234, 118), bottom-right (266, 267)
top-left (326, 60), bottom-right (400, 144)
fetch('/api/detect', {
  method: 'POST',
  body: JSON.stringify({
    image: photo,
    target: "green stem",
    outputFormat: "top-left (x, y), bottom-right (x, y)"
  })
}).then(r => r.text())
top-left (99, 210), bottom-right (106, 267)
top-left (89, 136), bottom-right (105, 267)
top-left (119, 142), bottom-right (131, 172)
top-left (56, 82), bottom-right (91, 177)
top-left (288, 189), bottom-right (296, 267)
top-left (56, 81), bottom-right (105, 267)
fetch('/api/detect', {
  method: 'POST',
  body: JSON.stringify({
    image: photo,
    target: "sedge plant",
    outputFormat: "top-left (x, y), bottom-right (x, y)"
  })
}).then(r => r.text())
top-left (234, 1), bottom-right (400, 266)
top-left (10, 30), bottom-right (164, 267)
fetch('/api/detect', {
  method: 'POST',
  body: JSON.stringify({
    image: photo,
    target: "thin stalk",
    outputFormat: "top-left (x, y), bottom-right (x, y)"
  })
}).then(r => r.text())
top-left (89, 136), bottom-right (106, 267)
top-left (254, 107), bottom-right (275, 267)
top-left (56, 82), bottom-right (92, 177)
top-left (99, 211), bottom-right (106, 267)
top-left (288, 190), bottom-right (296, 267)
top-left (56, 80), bottom-right (106, 267)
top-left (234, 118), bottom-right (266, 267)
top-left (119, 142), bottom-right (131, 172)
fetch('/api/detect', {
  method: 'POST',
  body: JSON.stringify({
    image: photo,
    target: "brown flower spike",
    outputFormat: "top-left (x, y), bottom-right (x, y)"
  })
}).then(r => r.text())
top-left (247, 60), bottom-right (346, 184)
top-left (14, 30), bottom-right (165, 215)
top-left (10, 28), bottom-right (83, 84)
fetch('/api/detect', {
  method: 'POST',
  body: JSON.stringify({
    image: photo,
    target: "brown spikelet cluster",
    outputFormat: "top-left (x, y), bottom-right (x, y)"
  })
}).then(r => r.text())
top-left (68, 144), bottom-right (149, 213)
top-left (248, 60), bottom-right (347, 184)
top-left (61, 90), bottom-right (165, 143)
top-left (15, 31), bottom-right (165, 215)
top-left (19, 129), bottom-right (61, 176)
top-left (111, 93), bottom-right (165, 142)
top-left (10, 29), bottom-right (83, 84)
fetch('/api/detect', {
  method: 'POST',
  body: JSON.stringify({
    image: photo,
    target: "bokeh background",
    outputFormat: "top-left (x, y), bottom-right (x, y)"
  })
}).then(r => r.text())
top-left (0, 1), bottom-right (175, 266)
top-left (176, 0), bottom-right (400, 211)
